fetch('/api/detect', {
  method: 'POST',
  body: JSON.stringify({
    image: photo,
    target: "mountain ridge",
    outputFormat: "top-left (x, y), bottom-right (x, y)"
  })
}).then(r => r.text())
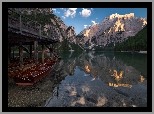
top-left (77, 13), bottom-right (147, 50)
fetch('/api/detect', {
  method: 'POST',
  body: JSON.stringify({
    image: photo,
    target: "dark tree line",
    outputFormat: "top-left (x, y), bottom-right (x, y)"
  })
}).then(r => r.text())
top-left (57, 38), bottom-right (82, 52)
top-left (114, 25), bottom-right (147, 51)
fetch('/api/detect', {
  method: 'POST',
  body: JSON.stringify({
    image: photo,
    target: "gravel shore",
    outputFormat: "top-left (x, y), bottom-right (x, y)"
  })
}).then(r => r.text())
top-left (8, 69), bottom-right (147, 107)
top-left (138, 51), bottom-right (147, 54)
top-left (8, 72), bottom-right (56, 107)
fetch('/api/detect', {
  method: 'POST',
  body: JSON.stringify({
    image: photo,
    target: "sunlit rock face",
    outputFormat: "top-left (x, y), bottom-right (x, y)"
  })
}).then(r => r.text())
top-left (78, 13), bottom-right (147, 47)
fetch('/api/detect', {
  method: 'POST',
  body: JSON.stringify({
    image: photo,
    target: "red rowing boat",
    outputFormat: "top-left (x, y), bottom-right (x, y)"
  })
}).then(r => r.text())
top-left (13, 58), bottom-right (57, 86)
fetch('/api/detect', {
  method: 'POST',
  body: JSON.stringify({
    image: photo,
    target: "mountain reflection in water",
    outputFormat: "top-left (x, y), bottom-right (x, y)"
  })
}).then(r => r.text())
top-left (44, 51), bottom-right (147, 107)
top-left (8, 51), bottom-right (147, 107)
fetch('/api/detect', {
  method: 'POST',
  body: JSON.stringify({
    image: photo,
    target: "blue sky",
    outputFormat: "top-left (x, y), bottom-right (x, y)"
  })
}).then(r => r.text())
top-left (52, 8), bottom-right (147, 35)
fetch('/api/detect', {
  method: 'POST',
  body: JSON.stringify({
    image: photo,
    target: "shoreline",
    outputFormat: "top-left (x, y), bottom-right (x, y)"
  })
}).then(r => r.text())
top-left (13, 51), bottom-right (44, 53)
top-left (118, 51), bottom-right (147, 54)
top-left (13, 50), bottom-right (147, 54)
top-left (137, 51), bottom-right (147, 54)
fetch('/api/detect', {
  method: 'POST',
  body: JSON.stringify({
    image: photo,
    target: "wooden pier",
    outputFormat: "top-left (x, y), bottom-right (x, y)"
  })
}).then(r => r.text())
top-left (8, 8), bottom-right (59, 86)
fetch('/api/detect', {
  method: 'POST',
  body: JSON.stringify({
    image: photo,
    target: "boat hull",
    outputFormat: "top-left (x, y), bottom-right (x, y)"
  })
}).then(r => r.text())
top-left (13, 61), bottom-right (55, 86)
top-left (13, 66), bottom-right (53, 86)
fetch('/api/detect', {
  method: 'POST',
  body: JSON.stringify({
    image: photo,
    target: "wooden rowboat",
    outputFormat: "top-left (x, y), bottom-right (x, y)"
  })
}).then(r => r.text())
top-left (13, 61), bottom-right (56, 86)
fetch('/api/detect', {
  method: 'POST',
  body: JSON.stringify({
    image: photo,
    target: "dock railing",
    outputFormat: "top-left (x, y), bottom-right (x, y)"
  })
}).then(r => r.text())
top-left (8, 8), bottom-right (59, 41)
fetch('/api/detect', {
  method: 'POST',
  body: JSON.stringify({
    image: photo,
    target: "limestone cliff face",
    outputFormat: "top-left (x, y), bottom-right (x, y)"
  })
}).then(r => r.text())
top-left (66, 26), bottom-right (76, 44)
top-left (14, 8), bottom-right (76, 43)
top-left (78, 13), bottom-right (147, 47)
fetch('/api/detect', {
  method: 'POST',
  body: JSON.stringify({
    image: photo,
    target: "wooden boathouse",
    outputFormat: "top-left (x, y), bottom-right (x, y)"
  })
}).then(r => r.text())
top-left (8, 8), bottom-right (59, 86)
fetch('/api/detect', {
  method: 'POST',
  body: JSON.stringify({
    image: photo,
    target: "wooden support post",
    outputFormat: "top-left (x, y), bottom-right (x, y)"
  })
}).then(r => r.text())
top-left (19, 42), bottom-right (23, 67)
top-left (20, 14), bottom-right (22, 33)
top-left (8, 46), bottom-right (11, 64)
top-left (8, 47), bottom-right (9, 64)
top-left (42, 45), bottom-right (44, 64)
top-left (52, 43), bottom-right (55, 58)
top-left (19, 45), bottom-right (20, 56)
top-left (34, 41), bottom-right (38, 65)
top-left (13, 47), bottom-right (14, 59)
top-left (10, 46), bottom-right (12, 59)
top-left (50, 44), bottom-right (53, 58)
top-left (49, 29), bottom-right (51, 39)
top-left (30, 44), bottom-right (32, 58)
top-left (39, 24), bottom-right (41, 39)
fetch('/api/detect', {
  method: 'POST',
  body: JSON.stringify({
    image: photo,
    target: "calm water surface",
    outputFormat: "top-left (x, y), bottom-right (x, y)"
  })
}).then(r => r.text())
top-left (8, 51), bottom-right (147, 107)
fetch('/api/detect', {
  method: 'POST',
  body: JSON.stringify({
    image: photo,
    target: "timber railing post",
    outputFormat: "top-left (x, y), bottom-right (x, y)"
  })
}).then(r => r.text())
top-left (8, 46), bottom-right (11, 64)
top-left (39, 24), bottom-right (41, 39)
top-left (34, 41), bottom-right (38, 65)
top-left (42, 45), bottom-right (44, 64)
top-left (49, 29), bottom-right (51, 39)
top-left (20, 14), bottom-right (22, 34)
top-left (19, 42), bottom-right (23, 67)
top-left (30, 44), bottom-right (32, 58)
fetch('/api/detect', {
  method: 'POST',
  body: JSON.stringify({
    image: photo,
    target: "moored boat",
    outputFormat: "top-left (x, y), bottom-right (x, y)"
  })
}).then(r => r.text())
top-left (8, 56), bottom-right (58, 86)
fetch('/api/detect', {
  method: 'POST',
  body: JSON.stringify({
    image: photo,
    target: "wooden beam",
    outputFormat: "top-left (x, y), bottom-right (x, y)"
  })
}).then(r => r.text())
top-left (19, 42), bottom-right (23, 67)
top-left (34, 41), bottom-right (38, 65)
top-left (42, 45), bottom-right (44, 64)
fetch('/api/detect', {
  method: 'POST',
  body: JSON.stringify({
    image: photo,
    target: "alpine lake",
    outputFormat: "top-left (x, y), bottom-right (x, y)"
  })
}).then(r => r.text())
top-left (8, 51), bottom-right (147, 107)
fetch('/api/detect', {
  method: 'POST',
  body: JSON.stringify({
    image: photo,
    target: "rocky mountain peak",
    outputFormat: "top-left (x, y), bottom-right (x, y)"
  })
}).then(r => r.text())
top-left (77, 13), bottom-right (147, 48)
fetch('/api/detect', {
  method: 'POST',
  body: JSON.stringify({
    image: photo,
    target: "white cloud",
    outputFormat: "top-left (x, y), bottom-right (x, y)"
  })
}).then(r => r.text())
top-left (52, 8), bottom-right (60, 14)
top-left (60, 8), bottom-right (67, 11)
top-left (84, 25), bottom-right (88, 28)
top-left (62, 16), bottom-right (66, 19)
top-left (52, 8), bottom-right (56, 11)
top-left (65, 10), bottom-right (71, 17)
top-left (69, 8), bottom-right (77, 11)
top-left (91, 20), bottom-right (97, 24)
top-left (64, 8), bottom-right (77, 18)
top-left (79, 8), bottom-right (91, 18)
top-left (91, 8), bottom-right (93, 11)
